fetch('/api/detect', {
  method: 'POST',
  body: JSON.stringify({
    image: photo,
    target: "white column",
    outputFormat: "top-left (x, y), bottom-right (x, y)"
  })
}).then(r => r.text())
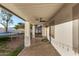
top-left (32, 25), bottom-right (35, 38)
top-left (24, 21), bottom-right (30, 47)
top-left (47, 27), bottom-right (50, 41)
top-left (42, 27), bottom-right (47, 37)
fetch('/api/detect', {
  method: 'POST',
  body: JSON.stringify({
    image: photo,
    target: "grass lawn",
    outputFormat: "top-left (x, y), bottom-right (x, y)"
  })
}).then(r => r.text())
top-left (0, 35), bottom-right (24, 56)
top-left (8, 44), bottom-right (24, 56)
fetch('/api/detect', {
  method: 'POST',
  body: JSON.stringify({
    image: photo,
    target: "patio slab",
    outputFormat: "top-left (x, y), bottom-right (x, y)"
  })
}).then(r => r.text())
top-left (18, 37), bottom-right (60, 56)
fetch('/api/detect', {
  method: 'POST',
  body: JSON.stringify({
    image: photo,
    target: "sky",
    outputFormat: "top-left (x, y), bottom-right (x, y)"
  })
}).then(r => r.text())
top-left (0, 15), bottom-right (25, 28)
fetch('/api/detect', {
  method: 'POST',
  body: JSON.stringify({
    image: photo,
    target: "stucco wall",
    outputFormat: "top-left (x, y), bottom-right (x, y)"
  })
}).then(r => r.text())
top-left (46, 4), bottom-right (79, 55)
top-left (73, 4), bottom-right (79, 53)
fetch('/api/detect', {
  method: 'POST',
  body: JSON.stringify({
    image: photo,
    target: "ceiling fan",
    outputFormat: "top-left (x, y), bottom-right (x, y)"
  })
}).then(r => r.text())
top-left (36, 17), bottom-right (46, 22)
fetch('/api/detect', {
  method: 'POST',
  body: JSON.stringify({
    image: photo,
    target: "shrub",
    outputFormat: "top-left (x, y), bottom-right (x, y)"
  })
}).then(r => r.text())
top-left (0, 36), bottom-right (10, 42)
top-left (41, 37), bottom-right (48, 42)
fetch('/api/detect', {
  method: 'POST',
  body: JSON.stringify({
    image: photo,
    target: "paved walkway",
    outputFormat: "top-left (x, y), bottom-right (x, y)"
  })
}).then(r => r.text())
top-left (18, 37), bottom-right (60, 56)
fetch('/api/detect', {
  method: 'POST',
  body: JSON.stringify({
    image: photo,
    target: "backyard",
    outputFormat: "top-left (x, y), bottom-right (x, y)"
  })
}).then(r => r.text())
top-left (0, 7), bottom-right (25, 56)
top-left (0, 33), bottom-right (24, 56)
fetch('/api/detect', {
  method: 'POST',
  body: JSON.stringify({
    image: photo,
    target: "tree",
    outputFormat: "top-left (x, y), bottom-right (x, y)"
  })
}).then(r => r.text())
top-left (18, 23), bottom-right (25, 29)
top-left (14, 23), bottom-right (25, 29)
top-left (0, 9), bottom-right (13, 32)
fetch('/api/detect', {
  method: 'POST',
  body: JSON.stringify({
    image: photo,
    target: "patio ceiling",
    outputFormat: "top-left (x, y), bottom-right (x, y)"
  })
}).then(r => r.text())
top-left (1, 3), bottom-right (64, 25)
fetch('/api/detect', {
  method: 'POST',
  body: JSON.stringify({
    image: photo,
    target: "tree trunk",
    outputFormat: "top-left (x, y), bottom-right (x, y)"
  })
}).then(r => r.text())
top-left (5, 22), bottom-right (8, 32)
top-left (5, 26), bottom-right (8, 32)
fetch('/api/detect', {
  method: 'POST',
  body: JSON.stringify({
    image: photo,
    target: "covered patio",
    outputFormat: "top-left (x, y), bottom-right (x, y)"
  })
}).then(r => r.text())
top-left (18, 37), bottom-right (60, 56)
top-left (0, 3), bottom-right (79, 56)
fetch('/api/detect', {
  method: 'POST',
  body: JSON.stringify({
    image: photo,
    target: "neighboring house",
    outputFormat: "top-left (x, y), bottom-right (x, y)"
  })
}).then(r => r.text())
top-left (0, 27), bottom-right (5, 33)
top-left (15, 29), bottom-right (24, 33)
top-left (8, 27), bottom-right (16, 32)
top-left (0, 27), bottom-right (16, 33)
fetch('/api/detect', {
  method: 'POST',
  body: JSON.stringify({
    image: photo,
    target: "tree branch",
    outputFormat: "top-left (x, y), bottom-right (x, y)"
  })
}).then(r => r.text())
top-left (0, 23), bottom-right (6, 27)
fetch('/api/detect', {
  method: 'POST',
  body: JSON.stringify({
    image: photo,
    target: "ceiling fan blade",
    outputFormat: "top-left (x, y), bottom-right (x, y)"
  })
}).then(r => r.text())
top-left (40, 18), bottom-right (45, 22)
top-left (40, 20), bottom-right (46, 22)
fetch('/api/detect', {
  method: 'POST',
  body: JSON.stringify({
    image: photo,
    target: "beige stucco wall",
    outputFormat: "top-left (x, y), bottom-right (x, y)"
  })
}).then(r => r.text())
top-left (73, 4), bottom-right (79, 53)
top-left (54, 4), bottom-right (73, 48)
top-left (47, 4), bottom-right (78, 55)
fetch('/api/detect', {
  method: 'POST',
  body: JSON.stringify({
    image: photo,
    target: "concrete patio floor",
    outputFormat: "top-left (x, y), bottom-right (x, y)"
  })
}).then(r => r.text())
top-left (18, 37), bottom-right (60, 56)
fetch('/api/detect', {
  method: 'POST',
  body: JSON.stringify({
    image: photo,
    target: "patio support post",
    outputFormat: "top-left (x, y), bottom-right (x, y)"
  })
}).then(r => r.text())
top-left (24, 21), bottom-right (31, 47)
top-left (42, 27), bottom-right (47, 37)
top-left (32, 25), bottom-right (35, 39)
